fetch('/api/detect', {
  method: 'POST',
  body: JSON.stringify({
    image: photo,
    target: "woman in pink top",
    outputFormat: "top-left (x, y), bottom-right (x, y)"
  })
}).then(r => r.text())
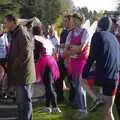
top-left (64, 13), bottom-right (90, 114)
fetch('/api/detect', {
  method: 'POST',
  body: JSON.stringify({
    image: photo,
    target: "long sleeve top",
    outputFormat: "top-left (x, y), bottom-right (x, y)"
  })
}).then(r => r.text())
top-left (82, 31), bottom-right (120, 83)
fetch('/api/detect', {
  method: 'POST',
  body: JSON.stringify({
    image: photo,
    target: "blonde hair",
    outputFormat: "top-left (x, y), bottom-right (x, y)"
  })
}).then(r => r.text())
top-left (72, 13), bottom-right (85, 26)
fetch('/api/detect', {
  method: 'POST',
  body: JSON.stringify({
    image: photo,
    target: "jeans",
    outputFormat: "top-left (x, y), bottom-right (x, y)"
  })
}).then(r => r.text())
top-left (68, 75), bottom-right (87, 111)
top-left (16, 85), bottom-right (32, 120)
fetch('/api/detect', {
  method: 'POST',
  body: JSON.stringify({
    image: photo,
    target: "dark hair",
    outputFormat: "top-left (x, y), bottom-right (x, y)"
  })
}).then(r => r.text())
top-left (98, 17), bottom-right (112, 31)
top-left (5, 14), bottom-right (17, 23)
top-left (32, 25), bottom-right (42, 36)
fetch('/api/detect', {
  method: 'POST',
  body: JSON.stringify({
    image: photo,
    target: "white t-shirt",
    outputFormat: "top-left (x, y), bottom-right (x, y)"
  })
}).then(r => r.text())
top-left (49, 36), bottom-right (58, 48)
top-left (34, 35), bottom-right (54, 56)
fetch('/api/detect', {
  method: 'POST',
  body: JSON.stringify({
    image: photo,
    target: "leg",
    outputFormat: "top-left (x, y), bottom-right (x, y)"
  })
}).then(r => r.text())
top-left (81, 78), bottom-right (97, 101)
top-left (16, 85), bottom-right (32, 120)
top-left (50, 82), bottom-right (57, 108)
top-left (103, 95), bottom-right (115, 120)
top-left (115, 92), bottom-right (120, 118)
top-left (73, 76), bottom-right (87, 112)
top-left (102, 80), bottom-right (118, 120)
top-left (55, 57), bottom-right (65, 103)
top-left (43, 70), bottom-right (51, 108)
top-left (68, 76), bottom-right (75, 103)
top-left (81, 78), bottom-right (104, 112)
top-left (43, 67), bottom-right (57, 108)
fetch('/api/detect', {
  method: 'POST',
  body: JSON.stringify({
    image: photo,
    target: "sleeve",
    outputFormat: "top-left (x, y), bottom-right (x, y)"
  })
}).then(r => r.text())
top-left (82, 33), bottom-right (98, 79)
top-left (4, 33), bottom-right (9, 47)
top-left (81, 29), bottom-right (89, 44)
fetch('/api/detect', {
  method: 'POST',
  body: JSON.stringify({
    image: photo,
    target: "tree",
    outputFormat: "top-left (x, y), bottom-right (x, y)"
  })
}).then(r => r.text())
top-left (0, 0), bottom-right (19, 21)
top-left (59, 0), bottom-right (74, 13)
top-left (0, 0), bottom-right (74, 25)
top-left (19, 0), bottom-right (74, 26)
top-left (41, 0), bottom-right (61, 26)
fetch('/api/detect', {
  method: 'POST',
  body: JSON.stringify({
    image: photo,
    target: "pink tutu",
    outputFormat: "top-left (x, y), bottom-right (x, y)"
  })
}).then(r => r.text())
top-left (35, 55), bottom-right (60, 83)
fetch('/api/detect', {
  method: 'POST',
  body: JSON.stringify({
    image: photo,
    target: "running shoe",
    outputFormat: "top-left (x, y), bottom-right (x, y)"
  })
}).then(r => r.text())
top-left (87, 97), bottom-right (104, 112)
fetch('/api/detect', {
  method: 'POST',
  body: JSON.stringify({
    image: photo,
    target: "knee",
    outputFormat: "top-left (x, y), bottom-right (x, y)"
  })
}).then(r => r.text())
top-left (104, 104), bottom-right (113, 115)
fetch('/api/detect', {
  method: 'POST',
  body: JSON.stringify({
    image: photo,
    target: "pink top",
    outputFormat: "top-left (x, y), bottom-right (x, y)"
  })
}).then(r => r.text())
top-left (66, 27), bottom-right (90, 76)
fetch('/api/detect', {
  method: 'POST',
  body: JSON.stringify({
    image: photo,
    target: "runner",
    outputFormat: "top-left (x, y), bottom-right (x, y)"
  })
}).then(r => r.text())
top-left (82, 17), bottom-right (120, 120)
top-left (112, 18), bottom-right (120, 119)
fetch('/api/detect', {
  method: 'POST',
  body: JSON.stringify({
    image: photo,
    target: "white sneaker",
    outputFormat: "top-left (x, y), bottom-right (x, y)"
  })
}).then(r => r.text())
top-left (52, 107), bottom-right (62, 113)
top-left (42, 107), bottom-right (52, 113)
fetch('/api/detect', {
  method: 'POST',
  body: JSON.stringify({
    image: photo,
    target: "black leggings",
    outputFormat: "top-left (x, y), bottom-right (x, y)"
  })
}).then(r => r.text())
top-left (43, 66), bottom-right (57, 108)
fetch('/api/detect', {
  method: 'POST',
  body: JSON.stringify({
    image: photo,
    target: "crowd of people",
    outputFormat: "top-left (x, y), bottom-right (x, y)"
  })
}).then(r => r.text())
top-left (0, 12), bottom-right (119, 120)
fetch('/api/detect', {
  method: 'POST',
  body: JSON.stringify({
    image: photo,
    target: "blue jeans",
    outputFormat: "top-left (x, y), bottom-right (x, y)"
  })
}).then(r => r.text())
top-left (16, 85), bottom-right (32, 120)
top-left (69, 75), bottom-right (87, 112)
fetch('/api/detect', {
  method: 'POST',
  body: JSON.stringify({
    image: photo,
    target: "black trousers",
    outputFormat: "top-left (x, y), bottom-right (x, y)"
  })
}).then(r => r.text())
top-left (55, 56), bottom-right (66, 102)
top-left (43, 66), bottom-right (57, 108)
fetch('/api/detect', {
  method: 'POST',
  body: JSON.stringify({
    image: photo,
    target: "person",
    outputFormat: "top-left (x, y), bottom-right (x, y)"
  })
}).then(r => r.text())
top-left (0, 25), bottom-right (9, 97)
top-left (5, 14), bottom-right (36, 120)
top-left (112, 18), bottom-right (120, 119)
top-left (81, 17), bottom-right (120, 120)
top-left (33, 25), bottom-right (61, 113)
top-left (48, 26), bottom-right (59, 58)
top-left (33, 25), bottom-right (54, 62)
top-left (0, 24), bottom-right (9, 70)
top-left (55, 15), bottom-right (71, 103)
top-left (64, 13), bottom-right (89, 116)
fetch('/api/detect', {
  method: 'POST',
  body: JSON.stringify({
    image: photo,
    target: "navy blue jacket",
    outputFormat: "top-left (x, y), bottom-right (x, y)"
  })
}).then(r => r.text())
top-left (82, 31), bottom-right (120, 84)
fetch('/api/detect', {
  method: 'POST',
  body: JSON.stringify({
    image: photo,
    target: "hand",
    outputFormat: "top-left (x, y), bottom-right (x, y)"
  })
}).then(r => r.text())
top-left (64, 50), bottom-right (75, 58)
top-left (69, 45), bottom-right (80, 53)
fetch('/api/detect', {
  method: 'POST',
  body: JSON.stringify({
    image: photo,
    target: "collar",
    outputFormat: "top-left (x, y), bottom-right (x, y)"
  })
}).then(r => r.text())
top-left (10, 26), bottom-right (20, 37)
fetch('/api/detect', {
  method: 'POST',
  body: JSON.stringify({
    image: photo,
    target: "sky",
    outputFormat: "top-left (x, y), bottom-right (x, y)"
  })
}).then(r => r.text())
top-left (73, 0), bottom-right (118, 11)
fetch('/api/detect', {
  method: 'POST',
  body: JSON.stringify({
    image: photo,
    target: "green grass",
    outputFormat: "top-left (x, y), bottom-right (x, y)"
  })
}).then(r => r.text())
top-left (33, 92), bottom-right (119, 120)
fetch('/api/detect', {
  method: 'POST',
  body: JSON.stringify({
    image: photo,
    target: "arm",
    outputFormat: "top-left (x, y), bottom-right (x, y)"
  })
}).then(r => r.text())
top-left (69, 29), bottom-right (89, 54)
top-left (82, 33), bottom-right (97, 79)
top-left (81, 33), bottom-right (100, 100)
